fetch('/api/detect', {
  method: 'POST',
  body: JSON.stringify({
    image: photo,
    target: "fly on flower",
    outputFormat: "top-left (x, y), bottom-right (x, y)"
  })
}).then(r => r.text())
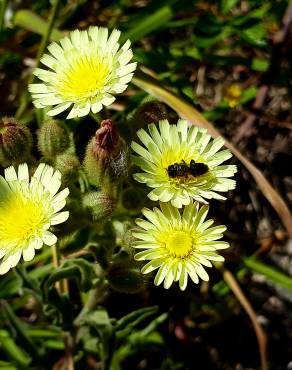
top-left (0, 163), bottom-right (69, 274)
top-left (131, 119), bottom-right (237, 208)
top-left (29, 27), bottom-right (137, 119)
top-left (133, 201), bottom-right (229, 290)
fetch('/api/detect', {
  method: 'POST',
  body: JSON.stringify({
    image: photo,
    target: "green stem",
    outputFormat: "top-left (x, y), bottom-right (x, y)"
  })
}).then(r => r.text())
top-left (51, 243), bottom-right (66, 293)
top-left (33, 0), bottom-right (62, 79)
top-left (90, 112), bottom-right (101, 124)
top-left (16, 0), bottom-right (62, 119)
top-left (0, 0), bottom-right (7, 32)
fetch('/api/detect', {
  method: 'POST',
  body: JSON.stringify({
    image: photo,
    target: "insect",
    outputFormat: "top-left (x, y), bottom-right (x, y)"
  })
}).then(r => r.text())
top-left (167, 159), bottom-right (208, 178)
top-left (167, 160), bottom-right (189, 178)
top-left (189, 160), bottom-right (209, 176)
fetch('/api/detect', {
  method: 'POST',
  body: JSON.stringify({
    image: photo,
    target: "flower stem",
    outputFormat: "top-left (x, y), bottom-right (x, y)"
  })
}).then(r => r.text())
top-left (51, 243), bottom-right (61, 291)
top-left (33, 0), bottom-right (62, 80)
top-left (52, 243), bottom-right (67, 294)
top-left (16, 0), bottom-right (62, 119)
top-left (0, 0), bottom-right (7, 32)
top-left (90, 112), bottom-right (101, 124)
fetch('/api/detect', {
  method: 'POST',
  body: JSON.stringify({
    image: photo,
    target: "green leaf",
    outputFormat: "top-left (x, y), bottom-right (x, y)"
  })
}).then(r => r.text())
top-left (27, 328), bottom-right (62, 338)
top-left (14, 265), bottom-right (42, 299)
top-left (116, 306), bottom-right (159, 340)
top-left (238, 24), bottom-right (267, 47)
top-left (44, 339), bottom-right (65, 350)
top-left (0, 361), bottom-right (18, 370)
top-left (1, 301), bottom-right (43, 358)
top-left (244, 257), bottom-right (292, 290)
top-left (43, 258), bottom-right (96, 299)
top-left (194, 27), bottom-right (232, 48)
top-left (231, 4), bottom-right (270, 26)
top-left (220, 0), bottom-right (240, 14)
top-left (239, 86), bottom-right (258, 104)
top-left (121, 6), bottom-right (173, 43)
top-left (0, 272), bottom-right (21, 299)
top-left (78, 308), bottom-right (114, 364)
top-left (251, 58), bottom-right (269, 72)
top-left (13, 9), bottom-right (63, 41)
top-left (0, 330), bottom-right (30, 368)
top-left (129, 312), bottom-right (168, 341)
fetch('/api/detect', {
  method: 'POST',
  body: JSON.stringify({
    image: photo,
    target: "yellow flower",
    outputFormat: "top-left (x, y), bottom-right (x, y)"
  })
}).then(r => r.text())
top-left (0, 163), bottom-right (69, 274)
top-left (29, 27), bottom-right (136, 119)
top-left (131, 119), bottom-right (237, 208)
top-left (133, 201), bottom-right (229, 290)
top-left (224, 84), bottom-right (242, 108)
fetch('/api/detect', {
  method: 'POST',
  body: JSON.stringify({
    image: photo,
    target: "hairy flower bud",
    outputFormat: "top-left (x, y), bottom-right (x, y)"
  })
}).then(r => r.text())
top-left (92, 119), bottom-right (121, 161)
top-left (129, 99), bottom-right (169, 131)
top-left (0, 117), bottom-right (32, 166)
top-left (38, 119), bottom-right (70, 158)
top-left (122, 188), bottom-right (144, 211)
top-left (82, 191), bottom-right (116, 221)
top-left (107, 262), bottom-right (146, 294)
top-left (83, 119), bottom-right (128, 185)
top-left (55, 153), bottom-right (80, 184)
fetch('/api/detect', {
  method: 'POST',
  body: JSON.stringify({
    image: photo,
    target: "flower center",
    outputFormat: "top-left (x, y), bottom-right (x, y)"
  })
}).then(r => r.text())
top-left (0, 192), bottom-right (49, 247)
top-left (54, 53), bottom-right (111, 101)
top-left (164, 231), bottom-right (193, 258)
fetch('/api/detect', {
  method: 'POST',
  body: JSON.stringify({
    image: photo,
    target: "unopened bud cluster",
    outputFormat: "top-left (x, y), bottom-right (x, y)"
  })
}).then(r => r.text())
top-left (0, 97), bottom-right (174, 293)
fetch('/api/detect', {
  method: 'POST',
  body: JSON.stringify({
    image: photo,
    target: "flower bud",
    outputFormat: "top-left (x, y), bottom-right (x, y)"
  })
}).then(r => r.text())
top-left (129, 99), bottom-right (169, 131)
top-left (38, 119), bottom-right (70, 158)
top-left (122, 187), bottom-right (144, 211)
top-left (82, 191), bottom-right (116, 221)
top-left (0, 117), bottom-right (32, 166)
top-left (107, 262), bottom-right (146, 294)
top-left (83, 119), bottom-right (127, 186)
top-left (55, 153), bottom-right (80, 184)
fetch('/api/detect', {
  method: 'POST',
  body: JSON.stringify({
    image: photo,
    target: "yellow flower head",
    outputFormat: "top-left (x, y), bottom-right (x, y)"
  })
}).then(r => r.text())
top-left (224, 84), bottom-right (242, 108)
top-left (29, 27), bottom-right (137, 119)
top-left (133, 201), bottom-right (229, 290)
top-left (0, 163), bottom-right (69, 274)
top-left (131, 119), bottom-right (237, 208)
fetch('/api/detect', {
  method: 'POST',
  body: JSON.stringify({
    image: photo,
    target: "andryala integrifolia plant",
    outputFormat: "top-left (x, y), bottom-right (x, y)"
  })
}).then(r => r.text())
top-left (0, 24), bottom-right (236, 368)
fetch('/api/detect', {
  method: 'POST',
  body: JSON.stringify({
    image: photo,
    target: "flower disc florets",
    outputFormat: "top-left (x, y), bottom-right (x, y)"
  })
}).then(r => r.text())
top-left (29, 27), bottom-right (136, 118)
top-left (131, 119), bottom-right (237, 207)
top-left (0, 163), bottom-right (69, 274)
top-left (133, 201), bottom-right (229, 290)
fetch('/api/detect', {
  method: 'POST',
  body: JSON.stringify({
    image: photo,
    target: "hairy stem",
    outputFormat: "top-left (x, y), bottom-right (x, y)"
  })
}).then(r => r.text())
top-left (16, 0), bottom-right (62, 119)
top-left (0, 0), bottom-right (7, 32)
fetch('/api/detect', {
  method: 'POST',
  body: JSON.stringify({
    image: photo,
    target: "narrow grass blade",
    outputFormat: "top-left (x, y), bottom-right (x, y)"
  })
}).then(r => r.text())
top-left (244, 257), bottom-right (292, 290)
top-left (222, 268), bottom-right (268, 370)
top-left (121, 6), bottom-right (173, 43)
top-left (14, 9), bottom-right (63, 41)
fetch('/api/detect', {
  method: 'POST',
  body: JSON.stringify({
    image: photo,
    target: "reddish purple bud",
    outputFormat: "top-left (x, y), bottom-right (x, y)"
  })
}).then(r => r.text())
top-left (83, 119), bottom-right (128, 186)
top-left (91, 119), bottom-right (121, 162)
